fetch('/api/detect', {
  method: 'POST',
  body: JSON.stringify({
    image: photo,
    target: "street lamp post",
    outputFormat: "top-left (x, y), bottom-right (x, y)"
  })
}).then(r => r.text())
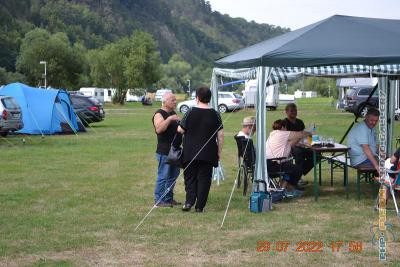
top-left (187, 79), bottom-right (191, 97)
top-left (40, 61), bottom-right (47, 89)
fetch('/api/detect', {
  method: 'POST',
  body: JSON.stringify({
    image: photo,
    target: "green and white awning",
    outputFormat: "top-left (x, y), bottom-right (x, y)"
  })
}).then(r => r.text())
top-left (214, 64), bottom-right (400, 86)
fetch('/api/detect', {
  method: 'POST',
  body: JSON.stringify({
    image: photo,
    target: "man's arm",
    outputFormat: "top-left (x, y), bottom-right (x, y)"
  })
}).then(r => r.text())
top-left (288, 131), bottom-right (310, 147)
top-left (361, 144), bottom-right (379, 171)
top-left (217, 129), bottom-right (224, 160)
top-left (153, 113), bottom-right (179, 134)
top-left (177, 125), bottom-right (185, 134)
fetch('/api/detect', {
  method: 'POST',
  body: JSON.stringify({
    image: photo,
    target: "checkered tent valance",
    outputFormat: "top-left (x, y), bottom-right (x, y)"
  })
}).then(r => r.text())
top-left (214, 64), bottom-right (400, 85)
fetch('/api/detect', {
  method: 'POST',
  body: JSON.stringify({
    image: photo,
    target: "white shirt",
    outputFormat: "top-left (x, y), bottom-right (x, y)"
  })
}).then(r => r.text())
top-left (265, 130), bottom-right (291, 159)
top-left (237, 130), bottom-right (250, 139)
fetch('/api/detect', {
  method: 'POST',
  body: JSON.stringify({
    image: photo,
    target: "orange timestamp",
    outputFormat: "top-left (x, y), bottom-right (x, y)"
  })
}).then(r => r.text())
top-left (256, 240), bottom-right (363, 253)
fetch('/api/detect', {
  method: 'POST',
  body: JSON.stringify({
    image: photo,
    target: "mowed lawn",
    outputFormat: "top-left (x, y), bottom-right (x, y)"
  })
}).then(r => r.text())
top-left (1, 98), bottom-right (399, 266)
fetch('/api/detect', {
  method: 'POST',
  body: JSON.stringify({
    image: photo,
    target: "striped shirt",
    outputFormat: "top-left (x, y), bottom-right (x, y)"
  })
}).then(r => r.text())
top-left (266, 130), bottom-right (291, 159)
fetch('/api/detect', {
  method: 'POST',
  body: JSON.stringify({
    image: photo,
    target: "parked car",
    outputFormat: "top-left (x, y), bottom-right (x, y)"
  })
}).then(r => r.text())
top-left (70, 93), bottom-right (105, 126)
top-left (177, 92), bottom-right (244, 114)
top-left (0, 95), bottom-right (23, 136)
top-left (344, 86), bottom-right (378, 116)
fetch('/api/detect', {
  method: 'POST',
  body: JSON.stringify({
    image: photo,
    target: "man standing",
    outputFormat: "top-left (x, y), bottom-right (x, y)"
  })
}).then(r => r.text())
top-left (347, 108), bottom-right (380, 171)
top-left (152, 92), bottom-right (181, 207)
top-left (283, 103), bottom-right (310, 186)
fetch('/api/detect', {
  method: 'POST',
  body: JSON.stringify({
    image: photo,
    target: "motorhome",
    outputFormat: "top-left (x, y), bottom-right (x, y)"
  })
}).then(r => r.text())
top-left (126, 89), bottom-right (141, 102)
top-left (155, 89), bottom-right (172, 102)
top-left (243, 80), bottom-right (279, 110)
top-left (79, 87), bottom-right (116, 103)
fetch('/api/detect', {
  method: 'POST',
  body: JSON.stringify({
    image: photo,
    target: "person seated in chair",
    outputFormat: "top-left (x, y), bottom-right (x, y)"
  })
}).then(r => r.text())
top-left (283, 103), bottom-right (316, 186)
top-left (347, 108), bottom-right (380, 172)
top-left (266, 119), bottom-right (311, 196)
top-left (237, 116), bottom-right (256, 139)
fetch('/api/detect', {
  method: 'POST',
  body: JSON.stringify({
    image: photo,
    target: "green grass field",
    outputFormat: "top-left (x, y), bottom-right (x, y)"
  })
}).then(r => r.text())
top-left (1, 98), bottom-right (399, 266)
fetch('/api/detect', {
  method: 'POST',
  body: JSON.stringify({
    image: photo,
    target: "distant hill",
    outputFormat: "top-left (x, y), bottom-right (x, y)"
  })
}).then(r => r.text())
top-left (0, 0), bottom-right (289, 72)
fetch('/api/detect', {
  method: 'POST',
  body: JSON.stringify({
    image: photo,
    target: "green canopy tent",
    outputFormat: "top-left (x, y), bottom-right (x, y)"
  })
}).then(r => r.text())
top-left (211, 15), bottom-right (400, 193)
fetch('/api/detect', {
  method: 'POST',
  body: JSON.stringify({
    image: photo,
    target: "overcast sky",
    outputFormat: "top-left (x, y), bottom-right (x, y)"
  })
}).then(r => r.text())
top-left (207, 0), bottom-right (400, 30)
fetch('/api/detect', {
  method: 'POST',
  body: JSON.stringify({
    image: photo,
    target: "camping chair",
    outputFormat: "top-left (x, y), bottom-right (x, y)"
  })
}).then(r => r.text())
top-left (234, 135), bottom-right (288, 195)
top-left (234, 135), bottom-right (256, 196)
top-left (266, 157), bottom-right (294, 191)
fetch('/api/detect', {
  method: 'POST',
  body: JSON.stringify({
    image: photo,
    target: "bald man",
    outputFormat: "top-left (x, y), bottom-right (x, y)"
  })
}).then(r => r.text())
top-left (152, 92), bottom-right (181, 207)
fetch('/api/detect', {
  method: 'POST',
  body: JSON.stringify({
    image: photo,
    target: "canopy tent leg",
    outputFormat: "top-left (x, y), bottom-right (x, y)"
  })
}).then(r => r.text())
top-left (253, 67), bottom-right (272, 192)
top-left (210, 69), bottom-right (225, 184)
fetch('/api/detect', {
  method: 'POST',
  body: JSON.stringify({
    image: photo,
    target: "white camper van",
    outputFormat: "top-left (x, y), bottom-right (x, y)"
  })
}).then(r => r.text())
top-left (243, 80), bottom-right (279, 110)
top-left (79, 87), bottom-right (115, 103)
top-left (155, 89), bottom-right (172, 102)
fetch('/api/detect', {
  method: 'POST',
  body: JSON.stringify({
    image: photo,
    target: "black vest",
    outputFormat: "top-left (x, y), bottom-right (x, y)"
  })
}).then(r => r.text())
top-left (152, 109), bottom-right (178, 155)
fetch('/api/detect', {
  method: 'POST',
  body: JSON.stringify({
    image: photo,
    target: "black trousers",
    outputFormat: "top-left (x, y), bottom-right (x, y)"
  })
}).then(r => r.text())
top-left (267, 160), bottom-right (302, 186)
top-left (183, 160), bottom-right (213, 209)
top-left (292, 146), bottom-right (319, 176)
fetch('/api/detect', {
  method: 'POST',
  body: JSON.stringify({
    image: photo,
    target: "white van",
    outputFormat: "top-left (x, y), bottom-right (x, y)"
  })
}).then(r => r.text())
top-left (155, 89), bottom-right (172, 102)
top-left (79, 87), bottom-right (116, 103)
top-left (243, 80), bottom-right (279, 110)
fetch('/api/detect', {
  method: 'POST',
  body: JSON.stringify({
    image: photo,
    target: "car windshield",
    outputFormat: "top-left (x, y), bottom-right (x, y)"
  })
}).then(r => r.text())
top-left (1, 97), bottom-right (18, 109)
top-left (346, 88), bottom-right (356, 97)
top-left (234, 93), bottom-right (242, 99)
top-left (357, 88), bottom-right (373, 96)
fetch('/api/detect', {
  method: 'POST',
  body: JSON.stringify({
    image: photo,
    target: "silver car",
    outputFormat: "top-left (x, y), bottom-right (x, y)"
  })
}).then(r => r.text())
top-left (0, 96), bottom-right (23, 136)
top-left (177, 92), bottom-right (244, 114)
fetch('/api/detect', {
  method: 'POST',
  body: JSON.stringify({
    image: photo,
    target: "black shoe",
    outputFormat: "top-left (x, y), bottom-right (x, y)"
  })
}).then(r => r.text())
top-left (182, 203), bottom-right (192, 212)
top-left (170, 199), bottom-right (182, 206)
top-left (195, 208), bottom-right (203, 213)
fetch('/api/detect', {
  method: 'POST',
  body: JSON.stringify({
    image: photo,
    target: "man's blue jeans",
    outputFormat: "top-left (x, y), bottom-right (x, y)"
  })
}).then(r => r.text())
top-left (155, 153), bottom-right (180, 203)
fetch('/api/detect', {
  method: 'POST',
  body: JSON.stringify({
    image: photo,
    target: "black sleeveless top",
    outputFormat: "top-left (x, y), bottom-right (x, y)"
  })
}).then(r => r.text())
top-left (152, 109), bottom-right (179, 155)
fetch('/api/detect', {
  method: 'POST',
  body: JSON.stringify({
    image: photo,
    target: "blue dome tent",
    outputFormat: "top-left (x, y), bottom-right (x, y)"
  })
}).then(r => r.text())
top-left (0, 83), bottom-right (80, 134)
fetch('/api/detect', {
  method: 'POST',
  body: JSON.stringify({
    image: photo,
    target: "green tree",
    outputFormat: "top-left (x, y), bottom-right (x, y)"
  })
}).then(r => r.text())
top-left (89, 31), bottom-right (162, 104)
top-left (159, 54), bottom-right (191, 93)
top-left (0, 67), bottom-right (26, 85)
top-left (16, 28), bottom-right (87, 89)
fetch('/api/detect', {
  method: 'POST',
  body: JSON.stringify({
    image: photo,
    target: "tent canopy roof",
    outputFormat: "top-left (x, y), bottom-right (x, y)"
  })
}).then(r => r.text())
top-left (215, 15), bottom-right (400, 69)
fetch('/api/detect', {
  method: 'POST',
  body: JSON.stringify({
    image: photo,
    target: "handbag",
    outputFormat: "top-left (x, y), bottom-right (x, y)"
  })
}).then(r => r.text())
top-left (166, 133), bottom-right (183, 167)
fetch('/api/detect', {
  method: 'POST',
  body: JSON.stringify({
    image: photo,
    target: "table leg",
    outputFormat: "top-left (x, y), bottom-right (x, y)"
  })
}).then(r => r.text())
top-left (319, 157), bottom-right (322, 185)
top-left (314, 150), bottom-right (318, 201)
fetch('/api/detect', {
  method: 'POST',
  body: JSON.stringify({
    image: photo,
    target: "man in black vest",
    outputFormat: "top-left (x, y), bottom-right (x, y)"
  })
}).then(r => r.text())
top-left (152, 92), bottom-right (181, 207)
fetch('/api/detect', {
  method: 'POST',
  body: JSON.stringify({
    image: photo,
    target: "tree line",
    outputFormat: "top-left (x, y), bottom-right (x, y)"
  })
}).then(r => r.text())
top-left (0, 0), bottom-right (289, 103)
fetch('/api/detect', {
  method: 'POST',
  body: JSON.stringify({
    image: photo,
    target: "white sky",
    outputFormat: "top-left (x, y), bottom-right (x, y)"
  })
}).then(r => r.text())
top-left (207, 0), bottom-right (400, 30)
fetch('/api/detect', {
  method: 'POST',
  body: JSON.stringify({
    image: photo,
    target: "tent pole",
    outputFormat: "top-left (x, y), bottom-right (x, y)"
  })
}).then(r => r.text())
top-left (210, 69), bottom-right (219, 110)
top-left (254, 67), bottom-right (272, 191)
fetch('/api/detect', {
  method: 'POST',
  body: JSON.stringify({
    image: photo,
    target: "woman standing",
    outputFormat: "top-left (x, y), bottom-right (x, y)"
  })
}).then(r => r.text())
top-left (178, 87), bottom-right (224, 212)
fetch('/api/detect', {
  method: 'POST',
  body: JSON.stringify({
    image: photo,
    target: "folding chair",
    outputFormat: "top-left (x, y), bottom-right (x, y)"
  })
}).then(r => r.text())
top-left (234, 135), bottom-right (289, 195)
top-left (234, 135), bottom-right (255, 196)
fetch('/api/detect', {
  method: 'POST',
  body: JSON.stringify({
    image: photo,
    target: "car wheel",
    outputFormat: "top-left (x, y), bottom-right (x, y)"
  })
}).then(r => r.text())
top-left (0, 131), bottom-right (8, 137)
top-left (218, 104), bottom-right (228, 113)
top-left (395, 114), bottom-right (400, 121)
top-left (180, 105), bottom-right (189, 114)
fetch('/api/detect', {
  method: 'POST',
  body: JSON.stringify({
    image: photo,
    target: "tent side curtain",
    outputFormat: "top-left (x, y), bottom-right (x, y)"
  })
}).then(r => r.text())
top-left (213, 64), bottom-right (400, 86)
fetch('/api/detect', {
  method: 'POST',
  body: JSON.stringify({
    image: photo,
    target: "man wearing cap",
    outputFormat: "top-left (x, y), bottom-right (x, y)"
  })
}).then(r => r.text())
top-left (237, 116), bottom-right (256, 139)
